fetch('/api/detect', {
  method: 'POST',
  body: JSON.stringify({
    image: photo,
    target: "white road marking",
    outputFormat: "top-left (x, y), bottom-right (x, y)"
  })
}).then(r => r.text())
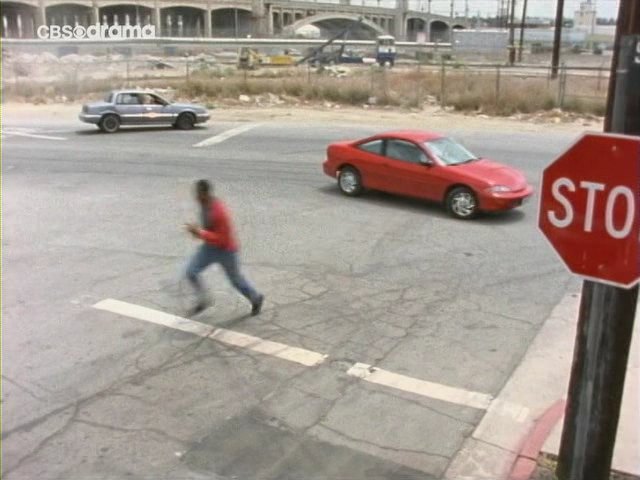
top-left (193, 123), bottom-right (260, 148)
top-left (92, 298), bottom-right (529, 413)
top-left (93, 298), bottom-right (327, 367)
top-left (3, 130), bottom-right (67, 141)
top-left (347, 362), bottom-right (494, 410)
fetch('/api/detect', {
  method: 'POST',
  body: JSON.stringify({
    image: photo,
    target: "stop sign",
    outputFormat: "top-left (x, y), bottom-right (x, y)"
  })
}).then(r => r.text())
top-left (539, 133), bottom-right (640, 288)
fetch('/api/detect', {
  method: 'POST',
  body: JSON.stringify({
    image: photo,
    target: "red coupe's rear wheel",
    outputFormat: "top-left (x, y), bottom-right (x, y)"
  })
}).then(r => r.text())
top-left (338, 167), bottom-right (363, 197)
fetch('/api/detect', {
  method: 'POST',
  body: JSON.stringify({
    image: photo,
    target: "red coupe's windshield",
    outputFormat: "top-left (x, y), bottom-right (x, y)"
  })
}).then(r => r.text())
top-left (425, 138), bottom-right (477, 165)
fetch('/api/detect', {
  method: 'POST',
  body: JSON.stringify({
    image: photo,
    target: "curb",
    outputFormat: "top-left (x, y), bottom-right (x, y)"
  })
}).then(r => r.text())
top-left (508, 399), bottom-right (566, 480)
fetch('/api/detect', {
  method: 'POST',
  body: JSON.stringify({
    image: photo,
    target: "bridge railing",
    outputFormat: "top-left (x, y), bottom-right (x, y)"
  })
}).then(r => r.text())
top-left (0, 37), bottom-right (451, 48)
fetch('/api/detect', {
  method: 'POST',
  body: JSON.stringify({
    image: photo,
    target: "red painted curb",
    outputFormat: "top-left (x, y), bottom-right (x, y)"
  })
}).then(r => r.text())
top-left (507, 399), bottom-right (567, 480)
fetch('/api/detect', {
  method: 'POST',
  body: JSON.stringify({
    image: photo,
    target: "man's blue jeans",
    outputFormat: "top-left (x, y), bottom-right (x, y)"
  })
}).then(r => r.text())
top-left (186, 245), bottom-right (260, 303)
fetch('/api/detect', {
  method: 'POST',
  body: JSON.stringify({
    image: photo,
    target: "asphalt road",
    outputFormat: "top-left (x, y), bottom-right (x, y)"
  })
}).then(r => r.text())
top-left (2, 114), bottom-right (580, 480)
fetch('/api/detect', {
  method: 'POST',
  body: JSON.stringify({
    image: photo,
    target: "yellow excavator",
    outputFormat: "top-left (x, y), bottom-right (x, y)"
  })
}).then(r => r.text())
top-left (238, 48), bottom-right (296, 69)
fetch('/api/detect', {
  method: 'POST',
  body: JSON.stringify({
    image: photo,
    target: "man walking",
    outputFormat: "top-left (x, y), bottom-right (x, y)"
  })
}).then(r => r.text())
top-left (184, 179), bottom-right (264, 317)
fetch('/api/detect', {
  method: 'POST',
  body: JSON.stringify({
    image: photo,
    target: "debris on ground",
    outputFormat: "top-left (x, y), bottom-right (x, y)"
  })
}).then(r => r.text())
top-left (323, 65), bottom-right (351, 77)
top-left (531, 454), bottom-right (639, 480)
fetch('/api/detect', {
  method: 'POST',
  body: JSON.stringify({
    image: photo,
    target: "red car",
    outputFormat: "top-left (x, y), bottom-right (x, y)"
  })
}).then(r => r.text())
top-left (323, 130), bottom-right (534, 219)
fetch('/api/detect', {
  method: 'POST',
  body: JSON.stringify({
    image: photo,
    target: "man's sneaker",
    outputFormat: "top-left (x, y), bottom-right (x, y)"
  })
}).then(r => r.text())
top-left (187, 300), bottom-right (210, 317)
top-left (251, 295), bottom-right (264, 316)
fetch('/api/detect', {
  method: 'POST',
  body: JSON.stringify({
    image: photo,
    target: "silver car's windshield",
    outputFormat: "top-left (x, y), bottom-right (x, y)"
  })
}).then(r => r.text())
top-left (104, 92), bottom-right (114, 103)
top-left (425, 138), bottom-right (477, 165)
top-left (152, 94), bottom-right (170, 105)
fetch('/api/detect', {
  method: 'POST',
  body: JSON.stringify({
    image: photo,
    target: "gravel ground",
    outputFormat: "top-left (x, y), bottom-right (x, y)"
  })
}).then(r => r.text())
top-left (532, 454), bottom-right (640, 480)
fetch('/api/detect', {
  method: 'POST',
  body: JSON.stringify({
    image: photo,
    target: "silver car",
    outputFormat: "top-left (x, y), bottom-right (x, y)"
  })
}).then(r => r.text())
top-left (79, 90), bottom-right (210, 133)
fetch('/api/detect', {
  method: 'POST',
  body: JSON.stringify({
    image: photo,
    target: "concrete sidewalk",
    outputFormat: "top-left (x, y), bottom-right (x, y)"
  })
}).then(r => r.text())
top-left (542, 305), bottom-right (639, 476)
top-left (446, 292), bottom-right (639, 479)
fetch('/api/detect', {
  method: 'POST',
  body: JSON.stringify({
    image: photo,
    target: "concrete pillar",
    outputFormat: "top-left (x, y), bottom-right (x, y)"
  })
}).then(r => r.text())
top-left (204, 7), bottom-right (211, 37)
top-left (36, 1), bottom-right (46, 28)
top-left (267, 4), bottom-right (273, 35)
top-left (251, 0), bottom-right (266, 37)
top-left (393, 14), bottom-right (404, 39)
top-left (35, 4), bottom-right (46, 37)
top-left (16, 13), bottom-right (23, 37)
top-left (91, 4), bottom-right (99, 24)
top-left (394, 0), bottom-right (407, 39)
top-left (153, 3), bottom-right (161, 35)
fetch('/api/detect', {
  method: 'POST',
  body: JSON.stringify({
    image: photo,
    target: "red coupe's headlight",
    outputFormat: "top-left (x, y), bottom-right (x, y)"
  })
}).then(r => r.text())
top-left (487, 185), bottom-right (512, 193)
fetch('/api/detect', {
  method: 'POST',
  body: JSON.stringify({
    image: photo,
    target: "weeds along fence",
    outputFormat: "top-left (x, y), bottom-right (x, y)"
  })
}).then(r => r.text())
top-left (3, 59), bottom-right (608, 116)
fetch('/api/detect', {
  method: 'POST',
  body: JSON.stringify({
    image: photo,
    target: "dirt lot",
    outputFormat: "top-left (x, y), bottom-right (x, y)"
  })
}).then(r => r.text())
top-left (2, 101), bottom-right (602, 134)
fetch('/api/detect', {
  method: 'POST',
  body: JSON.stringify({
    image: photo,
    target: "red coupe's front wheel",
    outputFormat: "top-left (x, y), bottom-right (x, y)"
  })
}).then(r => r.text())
top-left (446, 187), bottom-right (478, 219)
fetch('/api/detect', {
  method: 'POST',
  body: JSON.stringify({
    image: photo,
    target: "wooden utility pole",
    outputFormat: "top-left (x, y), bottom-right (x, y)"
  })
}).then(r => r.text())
top-left (551, 0), bottom-right (565, 78)
top-left (556, 2), bottom-right (640, 479)
top-left (518, 0), bottom-right (528, 62)
top-left (508, 0), bottom-right (516, 65)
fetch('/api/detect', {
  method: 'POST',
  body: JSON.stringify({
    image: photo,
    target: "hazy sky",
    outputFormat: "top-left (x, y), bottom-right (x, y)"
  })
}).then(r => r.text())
top-left (418, 0), bottom-right (620, 19)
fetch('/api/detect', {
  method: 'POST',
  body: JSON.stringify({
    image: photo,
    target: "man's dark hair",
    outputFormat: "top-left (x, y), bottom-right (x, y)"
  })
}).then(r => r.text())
top-left (195, 179), bottom-right (212, 195)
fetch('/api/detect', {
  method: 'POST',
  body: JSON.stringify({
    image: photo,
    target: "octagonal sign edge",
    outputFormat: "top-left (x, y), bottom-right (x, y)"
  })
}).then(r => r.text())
top-left (538, 132), bottom-right (640, 289)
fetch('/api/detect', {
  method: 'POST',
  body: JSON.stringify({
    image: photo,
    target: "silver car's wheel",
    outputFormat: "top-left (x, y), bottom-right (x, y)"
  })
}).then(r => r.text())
top-left (446, 187), bottom-right (478, 219)
top-left (338, 167), bottom-right (363, 197)
top-left (175, 113), bottom-right (195, 130)
top-left (99, 114), bottom-right (120, 133)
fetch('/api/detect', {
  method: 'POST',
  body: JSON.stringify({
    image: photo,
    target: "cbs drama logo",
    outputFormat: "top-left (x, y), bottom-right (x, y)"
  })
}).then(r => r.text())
top-left (37, 24), bottom-right (156, 40)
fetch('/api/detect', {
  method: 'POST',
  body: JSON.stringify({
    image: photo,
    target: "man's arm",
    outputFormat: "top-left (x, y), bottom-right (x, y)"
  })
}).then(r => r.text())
top-left (198, 228), bottom-right (224, 246)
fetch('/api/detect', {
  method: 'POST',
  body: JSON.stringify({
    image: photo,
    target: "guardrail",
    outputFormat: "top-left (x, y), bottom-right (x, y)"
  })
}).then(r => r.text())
top-left (1, 36), bottom-right (452, 50)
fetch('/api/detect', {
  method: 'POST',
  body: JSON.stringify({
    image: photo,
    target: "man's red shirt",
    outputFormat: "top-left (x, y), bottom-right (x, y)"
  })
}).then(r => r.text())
top-left (198, 198), bottom-right (239, 252)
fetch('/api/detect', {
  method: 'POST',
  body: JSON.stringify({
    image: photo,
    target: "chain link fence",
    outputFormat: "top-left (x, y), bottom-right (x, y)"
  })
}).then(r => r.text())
top-left (2, 57), bottom-right (608, 116)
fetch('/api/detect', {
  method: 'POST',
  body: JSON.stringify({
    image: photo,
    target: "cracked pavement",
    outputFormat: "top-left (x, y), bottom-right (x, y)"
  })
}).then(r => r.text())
top-left (2, 112), bottom-right (580, 479)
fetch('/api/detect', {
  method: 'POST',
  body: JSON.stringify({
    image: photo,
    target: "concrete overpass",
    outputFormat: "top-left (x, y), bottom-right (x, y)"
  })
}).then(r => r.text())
top-left (0, 0), bottom-right (468, 41)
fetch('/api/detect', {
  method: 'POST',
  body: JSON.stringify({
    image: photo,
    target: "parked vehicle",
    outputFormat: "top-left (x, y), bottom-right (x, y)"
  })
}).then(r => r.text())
top-left (79, 90), bottom-right (209, 133)
top-left (375, 35), bottom-right (396, 66)
top-left (323, 130), bottom-right (533, 219)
